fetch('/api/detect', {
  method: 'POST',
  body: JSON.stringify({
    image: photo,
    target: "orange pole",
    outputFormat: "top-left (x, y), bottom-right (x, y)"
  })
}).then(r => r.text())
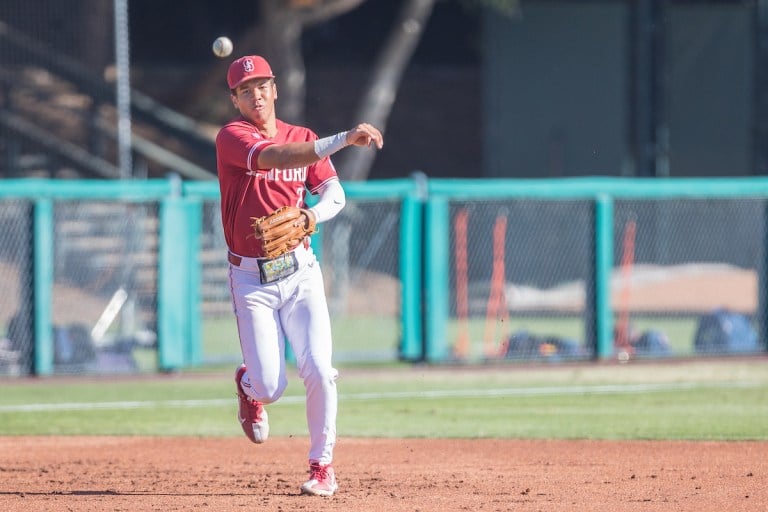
top-left (483, 214), bottom-right (508, 358)
top-left (616, 218), bottom-right (636, 355)
top-left (453, 209), bottom-right (470, 358)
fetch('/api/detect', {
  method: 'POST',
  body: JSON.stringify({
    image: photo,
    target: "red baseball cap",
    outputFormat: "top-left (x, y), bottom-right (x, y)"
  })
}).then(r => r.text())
top-left (227, 55), bottom-right (275, 89)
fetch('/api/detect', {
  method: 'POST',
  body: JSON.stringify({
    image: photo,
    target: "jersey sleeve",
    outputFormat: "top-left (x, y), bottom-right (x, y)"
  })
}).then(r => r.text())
top-left (216, 121), bottom-right (276, 174)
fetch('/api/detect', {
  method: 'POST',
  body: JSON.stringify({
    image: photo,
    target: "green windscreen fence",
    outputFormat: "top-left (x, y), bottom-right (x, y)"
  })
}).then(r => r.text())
top-left (0, 176), bottom-right (766, 377)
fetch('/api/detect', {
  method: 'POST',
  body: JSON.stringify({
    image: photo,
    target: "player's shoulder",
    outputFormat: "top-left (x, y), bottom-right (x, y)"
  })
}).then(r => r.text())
top-left (276, 119), bottom-right (318, 142)
top-left (217, 117), bottom-right (267, 143)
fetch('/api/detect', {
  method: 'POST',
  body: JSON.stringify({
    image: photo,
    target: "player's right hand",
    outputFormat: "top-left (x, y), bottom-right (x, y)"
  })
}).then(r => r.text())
top-left (346, 123), bottom-right (384, 150)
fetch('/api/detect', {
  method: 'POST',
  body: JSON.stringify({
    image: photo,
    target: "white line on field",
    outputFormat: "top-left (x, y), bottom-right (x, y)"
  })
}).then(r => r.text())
top-left (0, 382), bottom-right (763, 413)
top-left (0, 381), bottom-right (761, 413)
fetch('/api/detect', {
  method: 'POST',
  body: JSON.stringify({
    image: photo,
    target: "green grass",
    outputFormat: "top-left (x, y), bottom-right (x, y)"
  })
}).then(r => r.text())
top-left (200, 314), bottom-right (711, 367)
top-left (201, 315), bottom-right (400, 361)
top-left (345, 386), bottom-right (767, 439)
top-left (442, 315), bottom-right (705, 361)
top-left (0, 359), bottom-right (766, 440)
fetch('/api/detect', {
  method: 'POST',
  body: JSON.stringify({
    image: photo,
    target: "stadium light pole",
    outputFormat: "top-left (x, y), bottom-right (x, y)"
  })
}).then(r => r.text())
top-left (628, 0), bottom-right (667, 178)
top-left (114, 0), bottom-right (132, 180)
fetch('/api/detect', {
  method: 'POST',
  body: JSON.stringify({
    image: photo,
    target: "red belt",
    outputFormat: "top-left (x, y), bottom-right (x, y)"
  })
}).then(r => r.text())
top-left (228, 240), bottom-right (309, 267)
top-left (227, 253), bottom-right (242, 266)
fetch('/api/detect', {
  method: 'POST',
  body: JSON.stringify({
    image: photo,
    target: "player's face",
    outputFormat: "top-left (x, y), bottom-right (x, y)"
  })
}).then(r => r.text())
top-left (232, 78), bottom-right (277, 126)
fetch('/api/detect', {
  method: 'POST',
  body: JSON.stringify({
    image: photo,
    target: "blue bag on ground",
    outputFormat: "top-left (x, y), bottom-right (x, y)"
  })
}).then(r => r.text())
top-left (694, 309), bottom-right (759, 354)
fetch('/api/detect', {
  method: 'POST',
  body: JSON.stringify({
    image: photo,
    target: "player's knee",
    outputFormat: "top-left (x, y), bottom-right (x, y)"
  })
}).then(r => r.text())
top-left (301, 364), bottom-right (338, 389)
top-left (248, 378), bottom-right (287, 404)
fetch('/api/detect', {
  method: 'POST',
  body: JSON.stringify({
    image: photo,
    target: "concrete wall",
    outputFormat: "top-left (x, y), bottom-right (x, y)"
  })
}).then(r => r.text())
top-left (483, 0), bottom-right (752, 178)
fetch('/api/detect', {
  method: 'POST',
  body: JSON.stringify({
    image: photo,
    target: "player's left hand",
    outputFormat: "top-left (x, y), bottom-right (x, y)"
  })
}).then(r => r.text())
top-left (346, 123), bottom-right (384, 150)
top-left (251, 206), bottom-right (317, 258)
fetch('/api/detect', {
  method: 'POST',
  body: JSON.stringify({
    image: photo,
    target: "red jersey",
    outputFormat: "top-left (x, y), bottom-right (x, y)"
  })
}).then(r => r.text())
top-left (216, 117), bottom-right (339, 257)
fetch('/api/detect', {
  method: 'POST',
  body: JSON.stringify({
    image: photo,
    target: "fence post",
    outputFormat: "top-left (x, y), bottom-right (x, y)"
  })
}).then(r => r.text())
top-left (33, 198), bottom-right (54, 375)
top-left (158, 186), bottom-right (201, 370)
top-left (424, 195), bottom-right (450, 362)
top-left (184, 199), bottom-right (203, 366)
top-left (399, 174), bottom-right (425, 360)
top-left (594, 195), bottom-right (614, 359)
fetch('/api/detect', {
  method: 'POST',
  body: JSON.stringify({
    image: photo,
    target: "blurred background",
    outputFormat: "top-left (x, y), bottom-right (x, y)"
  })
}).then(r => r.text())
top-left (1, 0), bottom-right (763, 183)
top-left (1, 0), bottom-right (766, 377)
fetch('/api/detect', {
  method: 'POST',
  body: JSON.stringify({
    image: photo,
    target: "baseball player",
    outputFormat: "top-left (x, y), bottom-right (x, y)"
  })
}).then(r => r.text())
top-left (215, 55), bottom-right (383, 497)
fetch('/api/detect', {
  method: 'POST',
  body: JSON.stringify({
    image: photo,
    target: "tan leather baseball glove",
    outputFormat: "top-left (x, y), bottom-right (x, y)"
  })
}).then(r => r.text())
top-left (250, 206), bottom-right (317, 259)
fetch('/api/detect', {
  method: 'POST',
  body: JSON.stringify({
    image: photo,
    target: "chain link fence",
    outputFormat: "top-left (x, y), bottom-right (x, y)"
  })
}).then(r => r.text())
top-left (611, 198), bottom-right (764, 358)
top-left (1, 179), bottom-right (767, 377)
top-left (443, 193), bottom-right (765, 363)
top-left (0, 198), bottom-right (160, 376)
top-left (198, 197), bottom-right (403, 366)
top-left (448, 199), bottom-right (594, 362)
top-left (0, 1), bottom-right (765, 376)
top-left (51, 201), bottom-right (159, 374)
top-left (0, 200), bottom-right (33, 374)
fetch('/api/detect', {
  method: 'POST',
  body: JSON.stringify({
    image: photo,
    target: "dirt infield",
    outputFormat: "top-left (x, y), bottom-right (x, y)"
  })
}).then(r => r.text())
top-left (0, 436), bottom-right (765, 512)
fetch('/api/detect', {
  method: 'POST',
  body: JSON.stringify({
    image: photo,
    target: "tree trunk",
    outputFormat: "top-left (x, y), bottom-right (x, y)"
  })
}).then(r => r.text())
top-left (256, 0), bottom-right (307, 124)
top-left (187, 0), bottom-right (367, 126)
top-left (336, 0), bottom-right (437, 181)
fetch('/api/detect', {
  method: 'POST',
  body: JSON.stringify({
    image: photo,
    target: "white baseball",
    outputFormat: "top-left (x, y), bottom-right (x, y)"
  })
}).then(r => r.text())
top-left (212, 36), bottom-right (233, 58)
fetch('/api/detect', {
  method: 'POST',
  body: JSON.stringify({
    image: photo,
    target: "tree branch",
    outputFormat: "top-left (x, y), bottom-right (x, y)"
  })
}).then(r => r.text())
top-left (337, 0), bottom-right (437, 181)
top-left (296, 0), bottom-right (369, 27)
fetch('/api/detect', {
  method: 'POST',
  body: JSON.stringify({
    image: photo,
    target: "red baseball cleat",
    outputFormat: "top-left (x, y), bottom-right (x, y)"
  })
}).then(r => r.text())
top-left (234, 365), bottom-right (269, 444)
top-left (300, 461), bottom-right (338, 497)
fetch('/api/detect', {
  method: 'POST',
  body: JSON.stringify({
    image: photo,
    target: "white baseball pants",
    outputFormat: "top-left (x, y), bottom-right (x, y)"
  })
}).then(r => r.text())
top-left (228, 243), bottom-right (338, 464)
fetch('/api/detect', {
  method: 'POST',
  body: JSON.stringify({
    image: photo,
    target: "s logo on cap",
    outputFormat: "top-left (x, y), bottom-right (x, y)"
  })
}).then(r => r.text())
top-left (227, 55), bottom-right (275, 89)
